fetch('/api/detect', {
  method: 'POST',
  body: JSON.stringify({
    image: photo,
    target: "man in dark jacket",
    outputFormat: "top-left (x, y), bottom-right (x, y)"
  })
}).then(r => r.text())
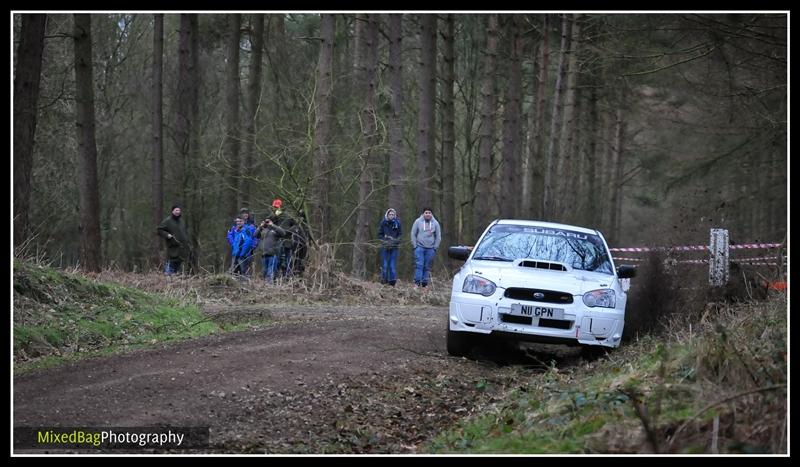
top-left (254, 215), bottom-right (286, 282)
top-left (271, 198), bottom-right (297, 278)
top-left (377, 208), bottom-right (402, 285)
top-left (157, 204), bottom-right (189, 275)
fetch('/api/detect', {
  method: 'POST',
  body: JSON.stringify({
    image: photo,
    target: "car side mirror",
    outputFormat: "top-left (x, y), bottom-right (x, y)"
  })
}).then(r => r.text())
top-left (617, 265), bottom-right (637, 279)
top-left (448, 246), bottom-right (472, 261)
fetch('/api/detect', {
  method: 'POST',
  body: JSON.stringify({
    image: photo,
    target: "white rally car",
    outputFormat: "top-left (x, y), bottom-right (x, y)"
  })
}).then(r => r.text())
top-left (447, 219), bottom-right (636, 357)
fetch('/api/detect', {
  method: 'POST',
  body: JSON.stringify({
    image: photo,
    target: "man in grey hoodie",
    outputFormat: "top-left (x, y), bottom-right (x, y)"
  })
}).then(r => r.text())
top-left (410, 207), bottom-right (441, 287)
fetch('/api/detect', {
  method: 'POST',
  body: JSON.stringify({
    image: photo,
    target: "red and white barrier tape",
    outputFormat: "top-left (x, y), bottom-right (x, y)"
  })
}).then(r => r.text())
top-left (609, 242), bottom-right (783, 252)
top-left (609, 246), bottom-right (706, 252)
top-left (613, 258), bottom-right (783, 266)
top-left (730, 244), bottom-right (784, 250)
top-left (612, 255), bottom-right (783, 263)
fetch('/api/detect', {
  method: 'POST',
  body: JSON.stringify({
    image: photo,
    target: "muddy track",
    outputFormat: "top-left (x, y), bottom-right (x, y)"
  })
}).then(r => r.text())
top-left (14, 304), bottom-right (584, 454)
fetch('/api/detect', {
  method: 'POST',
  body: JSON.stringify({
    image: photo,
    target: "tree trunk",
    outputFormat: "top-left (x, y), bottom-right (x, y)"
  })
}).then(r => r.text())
top-left (416, 14), bottom-right (437, 211)
top-left (150, 14), bottom-right (164, 266)
top-left (311, 14), bottom-right (335, 245)
top-left (460, 17), bottom-right (482, 239)
top-left (609, 102), bottom-right (625, 244)
top-left (13, 13), bottom-right (46, 248)
top-left (523, 16), bottom-right (547, 220)
top-left (387, 15), bottom-right (406, 222)
top-left (73, 14), bottom-right (102, 272)
top-left (543, 14), bottom-right (569, 220)
top-left (585, 79), bottom-right (599, 228)
top-left (500, 16), bottom-right (523, 219)
top-left (558, 15), bottom-right (581, 220)
top-left (352, 15), bottom-right (379, 279)
top-left (175, 15), bottom-right (191, 203)
top-left (151, 14), bottom-right (164, 267)
top-left (188, 14), bottom-right (201, 274)
top-left (225, 14), bottom-right (241, 217)
top-left (441, 14), bottom-right (456, 258)
top-left (271, 15), bottom-right (287, 132)
top-left (598, 103), bottom-right (616, 235)
top-left (572, 85), bottom-right (586, 226)
top-left (174, 14), bottom-right (200, 273)
top-left (241, 14), bottom-right (263, 209)
top-left (553, 16), bottom-right (575, 219)
top-left (523, 15), bottom-right (549, 221)
top-left (474, 14), bottom-right (498, 240)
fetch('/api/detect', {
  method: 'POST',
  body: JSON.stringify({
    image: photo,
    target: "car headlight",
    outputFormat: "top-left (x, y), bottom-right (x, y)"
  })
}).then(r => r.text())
top-left (583, 289), bottom-right (616, 308)
top-left (462, 275), bottom-right (496, 297)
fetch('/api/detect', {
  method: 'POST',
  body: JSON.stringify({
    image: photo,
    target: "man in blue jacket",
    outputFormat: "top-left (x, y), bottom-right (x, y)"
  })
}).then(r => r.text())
top-left (237, 207), bottom-right (258, 276)
top-left (377, 208), bottom-right (402, 286)
top-left (227, 215), bottom-right (255, 276)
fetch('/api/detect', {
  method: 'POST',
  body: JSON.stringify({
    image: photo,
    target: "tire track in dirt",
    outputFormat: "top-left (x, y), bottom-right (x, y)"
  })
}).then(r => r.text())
top-left (14, 305), bottom-right (577, 453)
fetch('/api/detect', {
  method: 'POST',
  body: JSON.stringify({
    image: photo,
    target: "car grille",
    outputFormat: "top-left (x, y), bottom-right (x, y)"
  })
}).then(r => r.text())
top-left (501, 314), bottom-right (532, 325)
top-left (538, 319), bottom-right (572, 330)
top-left (504, 288), bottom-right (573, 304)
top-left (500, 314), bottom-right (573, 330)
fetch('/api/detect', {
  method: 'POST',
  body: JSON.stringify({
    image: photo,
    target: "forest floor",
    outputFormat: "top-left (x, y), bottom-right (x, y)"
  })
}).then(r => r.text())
top-left (14, 301), bottom-right (582, 454)
top-left (14, 263), bottom-right (786, 454)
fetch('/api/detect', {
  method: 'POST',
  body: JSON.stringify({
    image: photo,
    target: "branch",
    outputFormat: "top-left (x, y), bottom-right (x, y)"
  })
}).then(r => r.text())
top-left (667, 384), bottom-right (786, 449)
top-left (623, 45), bottom-right (717, 77)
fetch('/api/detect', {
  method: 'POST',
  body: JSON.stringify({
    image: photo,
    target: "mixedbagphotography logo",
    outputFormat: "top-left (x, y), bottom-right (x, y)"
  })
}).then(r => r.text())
top-left (14, 427), bottom-right (209, 450)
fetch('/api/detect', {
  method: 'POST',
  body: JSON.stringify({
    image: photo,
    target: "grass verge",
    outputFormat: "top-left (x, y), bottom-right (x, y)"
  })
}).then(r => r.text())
top-left (427, 294), bottom-right (787, 454)
top-left (13, 261), bottom-right (272, 373)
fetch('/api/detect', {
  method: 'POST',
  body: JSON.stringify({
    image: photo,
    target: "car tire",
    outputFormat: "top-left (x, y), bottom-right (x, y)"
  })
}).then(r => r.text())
top-left (447, 329), bottom-right (475, 357)
top-left (580, 344), bottom-right (611, 361)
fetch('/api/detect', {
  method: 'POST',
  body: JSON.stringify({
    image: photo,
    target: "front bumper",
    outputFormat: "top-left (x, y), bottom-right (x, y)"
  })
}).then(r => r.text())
top-left (448, 291), bottom-right (625, 348)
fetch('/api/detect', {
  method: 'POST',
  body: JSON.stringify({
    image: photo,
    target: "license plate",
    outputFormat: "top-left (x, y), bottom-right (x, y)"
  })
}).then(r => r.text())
top-left (510, 304), bottom-right (564, 319)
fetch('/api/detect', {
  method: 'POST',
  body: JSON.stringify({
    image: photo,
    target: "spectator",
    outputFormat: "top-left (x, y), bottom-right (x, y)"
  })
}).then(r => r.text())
top-left (237, 207), bottom-right (258, 276)
top-left (377, 208), bottom-right (402, 286)
top-left (227, 215), bottom-right (255, 276)
top-left (271, 199), bottom-right (296, 278)
top-left (157, 204), bottom-right (189, 275)
top-left (254, 215), bottom-right (286, 283)
top-left (410, 207), bottom-right (441, 287)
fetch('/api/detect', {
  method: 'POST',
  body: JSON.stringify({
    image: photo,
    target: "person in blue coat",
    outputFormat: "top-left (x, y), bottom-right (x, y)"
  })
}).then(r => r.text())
top-left (377, 208), bottom-right (402, 286)
top-left (227, 215), bottom-right (255, 276)
top-left (237, 207), bottom-right (258, 276)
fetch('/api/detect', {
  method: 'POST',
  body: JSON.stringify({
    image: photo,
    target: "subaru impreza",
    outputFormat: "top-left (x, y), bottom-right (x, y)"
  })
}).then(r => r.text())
top-left (447, 220), bottom-right (636, 357)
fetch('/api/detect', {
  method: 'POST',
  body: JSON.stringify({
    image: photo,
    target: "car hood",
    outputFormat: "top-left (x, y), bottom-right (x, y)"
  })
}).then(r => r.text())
top-left (466, 261), bottom-right (615, 295)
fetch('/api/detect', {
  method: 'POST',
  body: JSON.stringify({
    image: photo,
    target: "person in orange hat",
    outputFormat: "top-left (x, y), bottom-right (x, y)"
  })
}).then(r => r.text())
top-left (269, 198), bottom-right (296, 278)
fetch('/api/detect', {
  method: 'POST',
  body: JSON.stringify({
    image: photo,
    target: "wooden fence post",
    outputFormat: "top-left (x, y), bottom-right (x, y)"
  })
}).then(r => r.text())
top-left (709, 228), bottom-right (729, 287)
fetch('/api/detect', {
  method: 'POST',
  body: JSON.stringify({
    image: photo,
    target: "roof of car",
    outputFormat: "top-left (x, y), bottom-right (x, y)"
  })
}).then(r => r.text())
top-left (493, 219), bottom-right (600, 236)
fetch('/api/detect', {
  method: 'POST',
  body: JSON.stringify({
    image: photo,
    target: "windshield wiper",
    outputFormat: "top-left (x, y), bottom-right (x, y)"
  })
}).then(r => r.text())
top-left (473, 256), bottom-right (513, 262)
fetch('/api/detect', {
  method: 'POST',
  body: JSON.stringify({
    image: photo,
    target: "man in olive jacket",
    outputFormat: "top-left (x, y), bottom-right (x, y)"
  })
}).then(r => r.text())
top-left (157, 204), bottom-right (189, 275)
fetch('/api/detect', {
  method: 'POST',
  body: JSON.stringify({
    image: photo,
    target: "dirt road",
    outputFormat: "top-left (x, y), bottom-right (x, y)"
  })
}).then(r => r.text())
top-left (14, 304), bottom-right (578, 453)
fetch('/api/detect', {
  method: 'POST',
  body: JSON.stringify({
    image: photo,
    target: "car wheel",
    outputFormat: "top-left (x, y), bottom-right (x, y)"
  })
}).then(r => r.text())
top-left (447, 329), bottom-right (475, 357)
top-left (580, 344), bottom-right (611, 361)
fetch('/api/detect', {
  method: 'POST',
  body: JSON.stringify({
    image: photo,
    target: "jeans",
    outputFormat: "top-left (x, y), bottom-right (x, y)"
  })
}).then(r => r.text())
top-left (380, 247), bottom-right (398, 284)
top-left (279, 247), bottom-right (293, 277)
top-left (231, 255), bottom-right (252, 276)
top-left (414, 246), bottom-right (436, 286)
top-left (262, 255), bottom-right (280, 282)
top-left (165, 258), bottom-right (183, 275)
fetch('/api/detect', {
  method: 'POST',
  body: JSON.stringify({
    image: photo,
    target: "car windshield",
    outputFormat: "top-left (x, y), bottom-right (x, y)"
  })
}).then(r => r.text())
top-left (472, 225), bottom-right (614, 274)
